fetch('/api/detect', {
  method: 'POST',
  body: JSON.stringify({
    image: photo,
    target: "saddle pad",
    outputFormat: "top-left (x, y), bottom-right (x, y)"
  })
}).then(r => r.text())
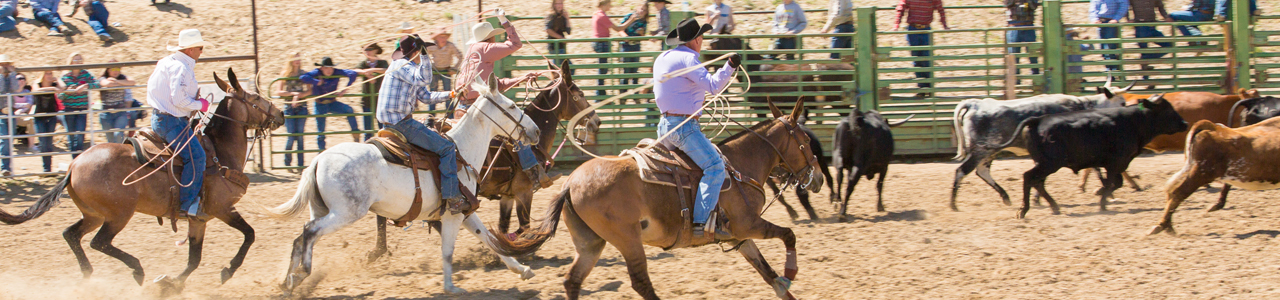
top-left (622, 138), bottom-right (731, 192)
top-left (125, 128), bottom-right (215, 169)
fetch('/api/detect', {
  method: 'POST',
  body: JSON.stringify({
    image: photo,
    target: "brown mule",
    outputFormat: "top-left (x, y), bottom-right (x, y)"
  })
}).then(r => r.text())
top-left (0, 69), bottom-right (285, 294)
top-left (365, 60), bottom-right (602, 262)
top-left (491, 99), bottom-right (822, 300)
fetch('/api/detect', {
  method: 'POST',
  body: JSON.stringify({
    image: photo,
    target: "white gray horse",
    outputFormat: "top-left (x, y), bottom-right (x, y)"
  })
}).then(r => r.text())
top-left (268, 76), bottom-right (541, 296)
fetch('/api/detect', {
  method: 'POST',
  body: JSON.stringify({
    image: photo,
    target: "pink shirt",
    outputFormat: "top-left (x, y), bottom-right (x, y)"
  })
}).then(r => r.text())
top-left (592, 10), bottom-right (612, 38)
top-left (456, 21), bottom-right (524, 102)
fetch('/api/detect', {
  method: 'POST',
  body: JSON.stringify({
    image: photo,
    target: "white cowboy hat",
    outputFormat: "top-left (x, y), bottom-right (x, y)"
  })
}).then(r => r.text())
top-left (0, 54), bottom-right (12, 63)
top-left (468, 22), bottom-right (506, 44)
top-left (166, 29), bottom-right (214, 51)
top-left (398, 22), bottom-right (415, 31)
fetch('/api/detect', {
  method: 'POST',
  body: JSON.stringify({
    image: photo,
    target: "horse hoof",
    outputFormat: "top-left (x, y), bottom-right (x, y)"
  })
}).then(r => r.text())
top-left (1148, 225), bottom-right (1166, 235)
top-left (152, 275), bottom-right (183, 296)
top-left (519, 267), bottom-right (535, 280)
top-left (220, 267), bottom-right (235, 284)
top-left (133, 270), bottom-right (146, 286)
top-left (444, 286), bottom-right (468, 294)
top-left (772, 277), bottom-right (792, 300)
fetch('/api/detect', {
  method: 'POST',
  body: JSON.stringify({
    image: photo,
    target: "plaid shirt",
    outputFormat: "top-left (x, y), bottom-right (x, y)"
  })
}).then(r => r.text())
top-left (375, 58), bottom-right (451, 124)
top-left (895, 0), bottom-right (946, 26)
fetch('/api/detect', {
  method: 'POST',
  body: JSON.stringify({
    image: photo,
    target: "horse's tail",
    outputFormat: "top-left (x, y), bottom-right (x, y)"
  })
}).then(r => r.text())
top-left (265, 160), bottom-right (320, 218)
top-left (487, 187), bottom-right (570, 257)
top-left (0, 174), bottom-right (69, 225)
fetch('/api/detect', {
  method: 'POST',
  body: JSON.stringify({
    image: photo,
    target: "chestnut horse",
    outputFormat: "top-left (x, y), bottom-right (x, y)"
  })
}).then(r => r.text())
top-left (491, 99), bottom-right (822, 300)
top-left (0, 69), bottom-right (284, 293)
top-left (366, 61), bottom-right (602, 262)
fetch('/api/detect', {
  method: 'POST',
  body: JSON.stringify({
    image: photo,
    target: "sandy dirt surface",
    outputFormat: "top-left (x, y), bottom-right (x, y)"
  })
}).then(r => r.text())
top-left (4, 153), bottom-right (1280, 299)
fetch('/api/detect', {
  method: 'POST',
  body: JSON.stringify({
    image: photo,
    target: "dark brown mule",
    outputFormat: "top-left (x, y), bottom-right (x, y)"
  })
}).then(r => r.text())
top-left (0, 69), bottom-right (285, 293)
top-left (491, 99), bottom-right (822, 300)
top-left (365, 61), bottom-right (601, 262)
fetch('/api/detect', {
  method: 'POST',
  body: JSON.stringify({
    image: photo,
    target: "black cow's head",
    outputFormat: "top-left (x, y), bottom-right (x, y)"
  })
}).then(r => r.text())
top-left (1139, 94), bottom-right (1189, 135)
top-left (1096, 76), bottom-right (1137, 102)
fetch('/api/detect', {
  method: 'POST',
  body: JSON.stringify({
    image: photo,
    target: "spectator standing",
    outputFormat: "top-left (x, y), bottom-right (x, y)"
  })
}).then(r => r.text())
top-left (1005, 0), bottom-right (1040, 80)
top-left (1130, 0), bottom-right (1172, 82)
top-left (425, 29), bottom-right (461, 113)
top-left (97, 59), bottom-right (135, 143)
top-left (59, 53), bottom-right (98, 158)
top-left (1090, 0), bottom-right (1127, 75)
top-left (353, 43), bottom-right (388, 140)
top-left (1213, 0), bottom-right (1258, 21)
top-left (591, 0), bottom-right (642, 96)
top-left (275, 52), bottom-right (310, 169)
top-left (545, 0), bottom-right (573, 73)
top-left (29, 71), bottom-right (63, 173)
top-left (650, 0), bottom-right (671, 36)
top-left (1065, 28), bottom-right (1094, 80)
top-left (771, 0), bottom-right (808, 60)
top-left (893, 0), bottom-right (949, 98)
top-left (81, 0), bottom-right (112, 42)
top-left (30, 0), bottom-right (68, 36)
top-left (619, 4), bottom-right (649, 92)
top-left (705, 0), bottom-right (735, 35)
top-left (821, 0), bottom-right (854, 59)
top-left (298, 57), bottom-right (360, 150)
top-left (0, 54), bottom-right (19, 176)
top-left (1, 0), bottom-right (16, 33)
top-left (1169, 0), bottom-right (1214, 45)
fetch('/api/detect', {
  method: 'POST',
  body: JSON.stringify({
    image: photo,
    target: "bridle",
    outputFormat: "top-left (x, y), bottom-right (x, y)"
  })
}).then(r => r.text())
top-left (731, 116), bottom-right (821, 190)
top-left (205, 91), bottom-right (282, 163)
top-left (472, 94), bottom-right (531, 147)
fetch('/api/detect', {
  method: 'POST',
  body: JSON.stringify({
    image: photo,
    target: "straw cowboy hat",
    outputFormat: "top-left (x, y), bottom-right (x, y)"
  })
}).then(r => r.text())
top-left (0, 54), bottom-right (12, 63)
top-left (468, 22), bottom-right (506, 44)
top-left (430, 27), bottom-right (452, 41)
top-left (398, 22), bottom-right (415, 31)
top-left (166, 29), bottom-right (215, 51)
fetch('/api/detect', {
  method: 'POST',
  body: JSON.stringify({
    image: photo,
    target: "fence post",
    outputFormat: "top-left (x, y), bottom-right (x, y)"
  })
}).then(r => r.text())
top-left (1230, 0), bottom-right (1253, 90)
top-left (854, 6), bottom-right (878, 110)
top-left (1043, 0), bottom-right (1066, 94)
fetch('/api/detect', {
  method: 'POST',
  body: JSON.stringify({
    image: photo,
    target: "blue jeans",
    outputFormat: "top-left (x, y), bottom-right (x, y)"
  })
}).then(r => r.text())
top-left (0, 117), bottom-right (10, 172)
top-left (314, 100), bottom-right (358, 150)
top-left (86, 1), bottom-right (110, 37)
top-left (59, 111), bottom-right (86, 158)
top-left (388, 117), bottom-right (460, 200)
top-left (152, 113), bottom-right (205, 212)
top-left (513, 142), bottom-right (539, 170)
top-left (592, 41), bottom-right (611, 96)
top-left (283, 105), bottom-right (307, 166)
top-left (33, 117), bottom-right (57, 172)
top-left (0, 4), bottom-right (16, 32)
top-left (1134, 25), bottom-right (1172, 60)
top-left (32, 8), bottom-right (65, 32)
top-left (772, 37), bottom-right (797, 60)
top-left (1170, 10), bottom-right (1211, 36)
top-left (656, 116), bottom-right (725, 224)
top-left (907, 26), bottom-right (933, 88)
top-left (831, 23), bottom-right (855, 58)
top-left (99, 111), bottom-right (131, 143)
top-left (1099, 26), bottom-right (1121, 72)
top-left (430, 69), bottom-right (452, 112)
top-left (619, 42), bottom-right (641, 90)
top-left (1006, 24), bottom-right (1040, 75)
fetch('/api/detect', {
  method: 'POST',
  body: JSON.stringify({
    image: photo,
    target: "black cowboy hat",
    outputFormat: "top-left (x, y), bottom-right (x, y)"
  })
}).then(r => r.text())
top-left (315, 57), bottom-right (337, 67)
top-left (364, 43), bottom-right (384, 55)
top-left (397, 34), bottom-right (435, 57)
top-left (665, 18), bottom-right (713, 46)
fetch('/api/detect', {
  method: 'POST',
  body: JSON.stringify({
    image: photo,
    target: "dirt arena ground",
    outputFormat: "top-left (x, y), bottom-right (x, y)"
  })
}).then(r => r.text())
top-left (3, 152), bottom-right (1280, 299)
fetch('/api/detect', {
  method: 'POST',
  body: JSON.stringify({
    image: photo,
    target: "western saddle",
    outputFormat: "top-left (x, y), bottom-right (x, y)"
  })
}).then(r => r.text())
top-left (124, 128), bottom-right (250, 229)
top-left (366, 127), bottom-right (478, 227)
top-left (622, 138), bottom-right (757, 248)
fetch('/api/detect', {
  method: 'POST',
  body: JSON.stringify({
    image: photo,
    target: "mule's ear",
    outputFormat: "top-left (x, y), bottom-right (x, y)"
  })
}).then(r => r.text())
top-left (767, 98), bottom-right (784, 119)
top-left (487, 73), bottom-right (500, 96)
top-left (559, 59), bottom-right (572, 82)
top-left (227, 68), bottom-right (244, 93)
top-left (213, 72), bottom-right (232, 93)
top-left (789, 97), bottom-right (805, 123)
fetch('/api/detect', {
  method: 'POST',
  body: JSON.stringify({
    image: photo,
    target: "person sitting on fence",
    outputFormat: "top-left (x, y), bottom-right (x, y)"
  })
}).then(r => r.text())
top-left (771, 0), bottom-right (807, 60)
top-left (354, 43), bottom-right (388, 140)
top-left (30, 0), bottom-right (68, 36)
top-left (1005, 0), bottom-right (1040, 82)
top-left (893, 0), bottom-right (948, 98)
top-left (1129, 0), bottom-right (1173, 84)
top-left (425, 28), bottom-right (461, 114)
top-left (300, 56), bottom-right (362, 149)
top-left (455, 8), bottom-right (558, 189)
top-left (654, 18), bottom-right (741, 237)
top-left (146, 28), bottom-right (214, 219)
top-left (376, 34), bottom-right (468, 213)
top-left (60, 52), bottom-right (98, 158)
top-left (1213, 0), bottom-right (1258, 21)
top-left (1090, 0), bottom-right (1127, 77)
top-left (29, 71), bottom-right (62, 174)
top-left (1, 0), bottom-right (17, 33)
top-left (591, 0), bottom-right (644, 96)
top-left (545, 0), bottom-right (573, 74)
top-left (704, 0), bottom-right (735, 35)
top-left (821, 0), bottom-right (854, 59)
top-left (619, 3), bottom-right (649, 94)
top-left (98, 58), bottom-right (136, 143)
top-left (0, 54), bottom-right (19, 176)
top-left (650, 0), bottom-right (671, 37)
top-left (276, 52), bottom-right (311, 170)
top-left (1169, 0), bottom-right (1214, 46)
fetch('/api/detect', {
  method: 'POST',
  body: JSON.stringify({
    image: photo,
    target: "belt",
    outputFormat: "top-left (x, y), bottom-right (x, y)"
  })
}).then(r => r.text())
top-left (661, 112), bottom-right (699, 118)
top-left (837, 21), bottom-right (854, 26)
top-left (153, 109), bottom-right (184, 118)
top-left (909, 23), bottom-right (930, 29)
top-left (1008, 21), bottom-right (1033, 26)
top-left (1097, 18), bottom-right (1113, 23)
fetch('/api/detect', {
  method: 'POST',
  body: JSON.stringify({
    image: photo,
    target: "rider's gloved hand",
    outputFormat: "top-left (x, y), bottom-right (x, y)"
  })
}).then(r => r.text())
top-left (496, 8), bottom-right (509, 23)
top-left (198, 97), bottom-right (210, 112)
top-left (727, 53), bottom-right (742, 70)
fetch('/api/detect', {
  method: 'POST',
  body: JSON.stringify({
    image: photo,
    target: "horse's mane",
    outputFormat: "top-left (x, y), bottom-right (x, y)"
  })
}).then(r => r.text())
top-left (717, 119), bottom-right (776, 146)
top-left (205, 96), bottom-right (234, 135)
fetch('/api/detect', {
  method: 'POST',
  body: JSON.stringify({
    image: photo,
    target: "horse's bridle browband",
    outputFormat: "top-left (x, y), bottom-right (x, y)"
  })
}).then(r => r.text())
top-left (473, 95), bottom-right (530, 147)
top-left (730, 115), bottom-right (820, 189)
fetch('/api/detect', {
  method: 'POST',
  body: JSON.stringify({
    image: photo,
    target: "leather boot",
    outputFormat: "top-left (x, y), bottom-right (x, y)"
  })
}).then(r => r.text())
top-left (446, 184), bottom-right (474, 215)
top-left (528, 164), bottom-right (559, 189)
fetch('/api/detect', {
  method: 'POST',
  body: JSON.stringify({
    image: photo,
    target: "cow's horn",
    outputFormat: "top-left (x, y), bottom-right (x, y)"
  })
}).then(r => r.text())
top-left (1103, 73), bottom-right (1113, 88)
top-left (1118, 81), bottom-right (1137, 93)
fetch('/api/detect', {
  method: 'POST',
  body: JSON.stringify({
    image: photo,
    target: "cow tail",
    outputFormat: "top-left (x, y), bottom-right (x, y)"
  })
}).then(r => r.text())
top-left (951, 101), bottom-right (973, 160)
top-left (1184, 120), bottom-right (1218, 157)
top-left (1228, 97), bottom-right (1260, 128)
top-left (0, 174), bottom-right (69, 225)
top-left (996, 117), bottom-right (1041, 151)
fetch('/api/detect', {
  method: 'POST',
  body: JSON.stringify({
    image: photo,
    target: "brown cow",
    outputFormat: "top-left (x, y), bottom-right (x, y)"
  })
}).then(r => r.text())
top-left (1149, 118), bottom-right (1280, 235)
top-left (1078, 89), bottom-right (1261, 192)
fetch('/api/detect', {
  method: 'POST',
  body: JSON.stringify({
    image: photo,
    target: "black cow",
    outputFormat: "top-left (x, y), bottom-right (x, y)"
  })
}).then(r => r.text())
top-left (831, 109), bottom-right (913, 221)
top-left (1228, 96), bottom-right (1280, 127)
top-left (1001, 94), bottom-right (1188, 219)
top-left (765, 116), bottom-right (835, 220)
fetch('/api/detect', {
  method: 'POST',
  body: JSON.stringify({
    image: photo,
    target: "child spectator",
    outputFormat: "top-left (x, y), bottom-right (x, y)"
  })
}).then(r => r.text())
top-left (59, 53), bottom-right (98, 158)
top-left (98, 59), bottom-right (135, 143)
top-left (275, 52), bottom-right (310, 170)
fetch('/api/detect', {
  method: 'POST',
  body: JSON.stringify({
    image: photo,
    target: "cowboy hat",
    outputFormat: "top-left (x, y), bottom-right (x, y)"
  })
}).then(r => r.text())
top-left (315, 57), bottom-right (337, 67)
top-left (647, 0), bottom-right (672, 3)
top-left (396, 34), bottom-right (435, 58)
top-left (0, 54), bottom-right (11, 63)
top-left (364, 43), bottom-right (384, 55)
top-left (431, 27), bottom-right (452, 41)
top-left (398, 22), bottom-right (415, 31)
top-left (166, 29), bottom-right (215, 51)
top-left (666, 18), bottom-right (712, 46)
top-left (468, 22), bottom-right (506, 44)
